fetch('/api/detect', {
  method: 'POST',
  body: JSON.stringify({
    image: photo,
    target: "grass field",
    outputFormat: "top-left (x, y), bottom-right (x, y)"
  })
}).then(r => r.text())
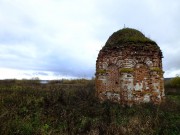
top-left (0, 79), bottom-right (180, 135)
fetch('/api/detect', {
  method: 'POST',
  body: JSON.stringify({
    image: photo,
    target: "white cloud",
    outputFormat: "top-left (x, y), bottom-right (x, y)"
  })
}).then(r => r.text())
top-left (0, 0), bottom-right (180, 79)
top-left (0, 67), bottom-right (75, 80)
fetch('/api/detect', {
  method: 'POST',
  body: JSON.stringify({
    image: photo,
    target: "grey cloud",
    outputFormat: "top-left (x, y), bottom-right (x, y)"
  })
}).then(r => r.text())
top-left (0, 0), bottom-right (180, 79)
top-left (163, 45), bottom-right (180, 71)
top-left (41, 52), bottom-right (95, 77)
top-left (33, 72), bottom-right (49, 76)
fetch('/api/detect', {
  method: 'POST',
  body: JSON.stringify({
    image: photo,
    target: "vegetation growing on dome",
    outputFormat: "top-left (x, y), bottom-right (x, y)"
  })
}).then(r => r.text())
top-left (96, 69), bottom-right (106, 74)
top-left (105, 28), bottom-right (157, 46)
top-left (150, 67), bottom-right (164, 74)
top-left (119, 68), bottom-right (134, 73)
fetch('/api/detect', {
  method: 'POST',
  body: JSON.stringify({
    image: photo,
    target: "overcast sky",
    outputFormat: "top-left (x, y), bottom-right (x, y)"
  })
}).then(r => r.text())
top-left (0, 0), bottom-right (180, 80)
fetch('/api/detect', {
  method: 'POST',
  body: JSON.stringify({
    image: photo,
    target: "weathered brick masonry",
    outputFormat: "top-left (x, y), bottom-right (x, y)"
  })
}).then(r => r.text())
top-left (95, 28), bottom-right (165, 105)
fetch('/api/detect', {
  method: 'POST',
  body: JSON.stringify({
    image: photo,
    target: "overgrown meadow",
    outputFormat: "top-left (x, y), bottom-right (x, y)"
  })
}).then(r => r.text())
top-left (0, 78), bottom-right (179, 135)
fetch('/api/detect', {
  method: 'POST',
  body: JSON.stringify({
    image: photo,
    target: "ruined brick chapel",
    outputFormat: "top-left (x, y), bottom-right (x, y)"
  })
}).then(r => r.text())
top-left (96, 28), bottom-right (165, 105)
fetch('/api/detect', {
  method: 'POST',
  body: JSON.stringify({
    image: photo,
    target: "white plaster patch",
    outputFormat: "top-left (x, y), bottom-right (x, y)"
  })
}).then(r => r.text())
top-left (102, 62), bottom-right (108, 69)
top-left (145, 57), bottom-right (153, 67)
top-left (153, 82), bottom-right (160, 92)
top-left (105, 92), bottom-right (120, 101)
top-left (128, 92), bottom-right (133, 100)
top-left (162, 90), bottom-right (165, 97)
top-left (123, 59), bottom-right (135, 68)
top-left (136, 65), bottom-right (140, 68)
top-left (113, 93), bottom-right (120, 101)
top-left (134, 82), bottom-right (143, 91)
top-left (143, 94), bottom-right (150, 102)
top-left (144, 81), bottom-right (149, 90)
top-left (157, 95), bottom-right (161, 99)
top-left (98, 76), bottom-right (106, 80)
top-left (117, 60), bottom-right (123, 67)
top-left (106, 92), bottom-right (111, 99)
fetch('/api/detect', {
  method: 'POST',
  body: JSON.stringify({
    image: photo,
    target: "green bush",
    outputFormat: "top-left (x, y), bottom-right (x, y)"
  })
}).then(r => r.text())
top-left (170, 76), bottom-right (180, 88)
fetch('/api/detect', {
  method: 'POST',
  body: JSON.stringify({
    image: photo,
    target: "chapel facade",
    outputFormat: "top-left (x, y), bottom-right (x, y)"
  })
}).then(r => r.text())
top-left (95, 28), bottom-right (165, 105)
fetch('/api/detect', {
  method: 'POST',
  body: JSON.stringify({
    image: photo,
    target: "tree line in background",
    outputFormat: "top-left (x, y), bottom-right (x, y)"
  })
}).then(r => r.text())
top-left (165, 75), bottom-right (180, 95)
top-left (165, 75), bottom-right (180, 88)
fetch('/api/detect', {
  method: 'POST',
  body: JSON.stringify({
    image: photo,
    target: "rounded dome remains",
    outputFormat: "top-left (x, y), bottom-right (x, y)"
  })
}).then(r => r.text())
top-left (105, 28), bottom-right (158, 47)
